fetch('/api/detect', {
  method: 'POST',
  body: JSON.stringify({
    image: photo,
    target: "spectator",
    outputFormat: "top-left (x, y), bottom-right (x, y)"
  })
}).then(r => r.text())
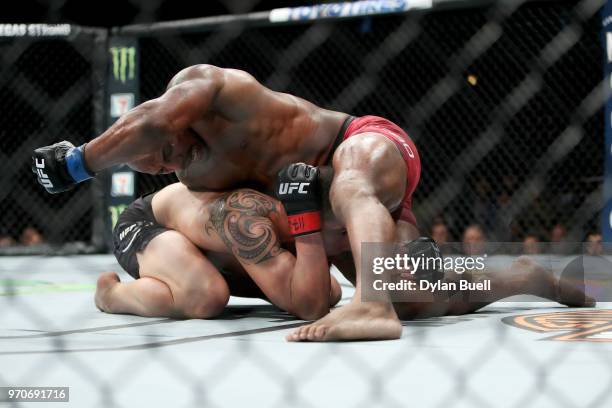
top-left (462, 224), bottom-right (486, 255)
top-left (522, 234), bottom-right (540, 254)
top-left (0, 235), bottom-right (16, 247)
top-left (550, 223), bottom-right (567, 242)
top-left (20, 226), bottom-right (44, 246)
top-left (471, 179), bottom-right (495, 232)
top-left (549, 223), bottom-right (570, 254)
top-left (585, 232), bottom-right (603, 256)
top-left (431, 221), bottom-right (450, 245)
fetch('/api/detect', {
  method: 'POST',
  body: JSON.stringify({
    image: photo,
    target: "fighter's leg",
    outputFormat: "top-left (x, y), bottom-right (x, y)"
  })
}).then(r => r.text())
top-left (444, 256), bottom-right (595, 315)
top-left (287, 133), bottom-right (414, 342)
top-left (392, 256), bottom-right (595, 319)
top-left (95, 230), bottom-right (230, 318)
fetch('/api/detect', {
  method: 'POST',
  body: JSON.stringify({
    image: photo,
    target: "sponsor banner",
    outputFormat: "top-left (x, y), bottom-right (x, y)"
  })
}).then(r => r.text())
top-left (110, 93), bottom-right (135, 118)
top-left (109, 46), bottom-right (137, 85)
top-left (269, 0), bottom-right (432, 23)
top-left (111, 172), bottom-right (135, 197)
top-left (0, 24), bottom-right (71, 37)
top-left (104, 37), bottom-right (139, 250)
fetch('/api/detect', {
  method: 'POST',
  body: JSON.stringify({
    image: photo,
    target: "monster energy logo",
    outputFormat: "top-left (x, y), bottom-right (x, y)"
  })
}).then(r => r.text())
top-left (110, 46), bottom-right (136, 84)
top-left (109, 204), bottom-right (129, 229)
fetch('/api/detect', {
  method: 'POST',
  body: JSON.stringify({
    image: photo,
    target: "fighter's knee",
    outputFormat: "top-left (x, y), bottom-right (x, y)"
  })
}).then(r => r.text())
top-left (180, 277), bottom-right (230, 319)
top-left (182, 292), bottom-right (229, 319)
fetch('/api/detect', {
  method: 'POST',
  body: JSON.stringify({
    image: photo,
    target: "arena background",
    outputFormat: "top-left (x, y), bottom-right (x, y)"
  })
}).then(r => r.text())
top-left (0, 0), bottom-right (606, 255)
top-left (1, 1), bottom-right (612, 407)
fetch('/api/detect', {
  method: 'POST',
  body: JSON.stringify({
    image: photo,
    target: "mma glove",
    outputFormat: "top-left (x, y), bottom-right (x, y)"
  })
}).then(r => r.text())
top-left (400, 237), bottom-right (444, 282)
top-left (32, 141), bottom-right (94, 194)
top-left (276, 163), bottom-right (322, 237)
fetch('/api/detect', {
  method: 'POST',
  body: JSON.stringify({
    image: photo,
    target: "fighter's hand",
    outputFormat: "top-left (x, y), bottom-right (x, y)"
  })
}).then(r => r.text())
top-left (32, 141), bottom-right (94, 194)
top-left (276, 163), bottom-right (322, 236)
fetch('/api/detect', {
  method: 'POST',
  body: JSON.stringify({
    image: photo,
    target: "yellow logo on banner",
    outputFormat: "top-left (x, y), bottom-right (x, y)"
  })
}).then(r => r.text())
top-left (109, 46), bottom-right (136, 84)
top-left (109, 204), bottom-right (129, 229)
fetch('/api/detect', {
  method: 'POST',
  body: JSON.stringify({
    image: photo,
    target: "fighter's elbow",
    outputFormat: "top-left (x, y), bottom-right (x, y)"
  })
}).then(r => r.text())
top-left (132, 100), bottom-right (163, 129)
top-left (135, 100), bottom-right (181, 137)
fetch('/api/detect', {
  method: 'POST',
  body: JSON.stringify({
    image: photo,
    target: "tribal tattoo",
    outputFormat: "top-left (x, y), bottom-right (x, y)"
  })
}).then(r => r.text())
top-left (205, 190), bottom-right (284, 264)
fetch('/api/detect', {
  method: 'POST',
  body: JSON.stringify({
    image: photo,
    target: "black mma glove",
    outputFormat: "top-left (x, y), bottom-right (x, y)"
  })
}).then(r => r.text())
top-left (401, 237), bottom-right (444, 282)
top-left (276, 163), bottom-right (322, 236)
top-left (32, 141), bottom-right (94, 194)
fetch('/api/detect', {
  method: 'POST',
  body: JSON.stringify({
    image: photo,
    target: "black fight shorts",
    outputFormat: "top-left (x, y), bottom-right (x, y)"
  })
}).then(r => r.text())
top-left (113, 194), bottom-right (169, 279)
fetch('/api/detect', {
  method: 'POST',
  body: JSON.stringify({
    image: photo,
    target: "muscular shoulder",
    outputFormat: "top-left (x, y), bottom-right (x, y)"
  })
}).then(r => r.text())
top-left (167, 65), bottom-right (264, 119)
top-left (166, 64), bottom-right (258, 90)
top-left (331, 133), bottom-right (407, 208)
top-left (152, 182), bottom-right (216, 227)
top-left (166, 64), bottom-right (224, 89)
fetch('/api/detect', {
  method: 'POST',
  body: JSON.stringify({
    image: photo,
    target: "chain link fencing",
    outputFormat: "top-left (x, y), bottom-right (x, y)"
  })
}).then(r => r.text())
top-left (0, 0), bottom-right (605, 250)
top-left (0, 27), bottom-right (106, 253)
top-left (1, 1), bottom-right (611, 407)
top-left (134, 0), bottom-right (605, 246)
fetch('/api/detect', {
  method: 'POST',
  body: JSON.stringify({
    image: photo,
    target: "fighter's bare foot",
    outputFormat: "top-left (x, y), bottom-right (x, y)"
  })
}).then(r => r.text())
top-left (514, 257), bottom-right (595, 307)
top-left (286, 301), bottom-right (402, 342)
top-left (94, 272), bottom-right (120, 312)
top-left (555, 270), bottom-right (596, 307)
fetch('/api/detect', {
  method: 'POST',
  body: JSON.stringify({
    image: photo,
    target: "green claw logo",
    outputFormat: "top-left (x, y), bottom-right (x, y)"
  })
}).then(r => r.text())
top-left (109, 204), bottom-right (129, 229)
top-left (110, 46), bottom-right (136, 84)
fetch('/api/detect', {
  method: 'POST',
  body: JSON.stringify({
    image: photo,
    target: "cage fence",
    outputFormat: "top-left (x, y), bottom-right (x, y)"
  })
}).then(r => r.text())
top-left (0, 0), bottom-right (611, 407)
top-left (1, 0), bottom-right (605, 253)
top-left (134, 0), bottom-right (604, 245)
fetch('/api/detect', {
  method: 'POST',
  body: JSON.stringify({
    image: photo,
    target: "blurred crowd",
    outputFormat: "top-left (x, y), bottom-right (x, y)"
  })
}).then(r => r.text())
top-left (0, 226), bottom-right (45, 247)
top-left (0, 222), bottom-right (605, 255)
top-left (430, 218), bottom-right (604, 256)
top-left (424, 173), bottom-right (605, 256)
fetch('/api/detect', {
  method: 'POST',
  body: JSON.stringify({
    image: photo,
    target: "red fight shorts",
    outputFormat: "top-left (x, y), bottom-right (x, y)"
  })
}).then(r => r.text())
top-left (341, 115), bottom-right (421, 227)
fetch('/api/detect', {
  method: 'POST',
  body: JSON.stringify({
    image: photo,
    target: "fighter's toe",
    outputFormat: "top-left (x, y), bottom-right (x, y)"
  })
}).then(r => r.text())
top-left (298, 325), bottom-right (311, 341)
top-left (313, 325), bottom-right (328, 341)
top-left (306, 324), bottom-right (319, 341)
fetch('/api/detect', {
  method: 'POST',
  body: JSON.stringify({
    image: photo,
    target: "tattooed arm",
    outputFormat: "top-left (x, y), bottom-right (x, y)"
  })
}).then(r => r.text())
top-left (206, 189), bottom-right (332, 320)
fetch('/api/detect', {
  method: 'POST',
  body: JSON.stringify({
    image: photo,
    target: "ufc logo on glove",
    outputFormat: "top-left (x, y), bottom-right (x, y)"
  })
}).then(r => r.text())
top-left (278, 182), bottom-right (310, 195)
top-left (34, 158), bottom-right (54, 189)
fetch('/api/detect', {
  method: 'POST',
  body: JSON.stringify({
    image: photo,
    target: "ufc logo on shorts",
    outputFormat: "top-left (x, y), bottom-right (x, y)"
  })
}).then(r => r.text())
top-left (119, 224), bottom-right (139, 241)
top-left (402, 142), bottom-right (415, 158)
top-left (34, 158), bottom-right (54, 188)
top-left (278, 182), bottom-right (310, 194)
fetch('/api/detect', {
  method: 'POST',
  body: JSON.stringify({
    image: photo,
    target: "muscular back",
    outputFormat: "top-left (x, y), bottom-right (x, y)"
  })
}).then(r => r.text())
top-left (81, 64), bottom-right (346, 192)
top-left (164, 65), bottom-right (347, 191)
